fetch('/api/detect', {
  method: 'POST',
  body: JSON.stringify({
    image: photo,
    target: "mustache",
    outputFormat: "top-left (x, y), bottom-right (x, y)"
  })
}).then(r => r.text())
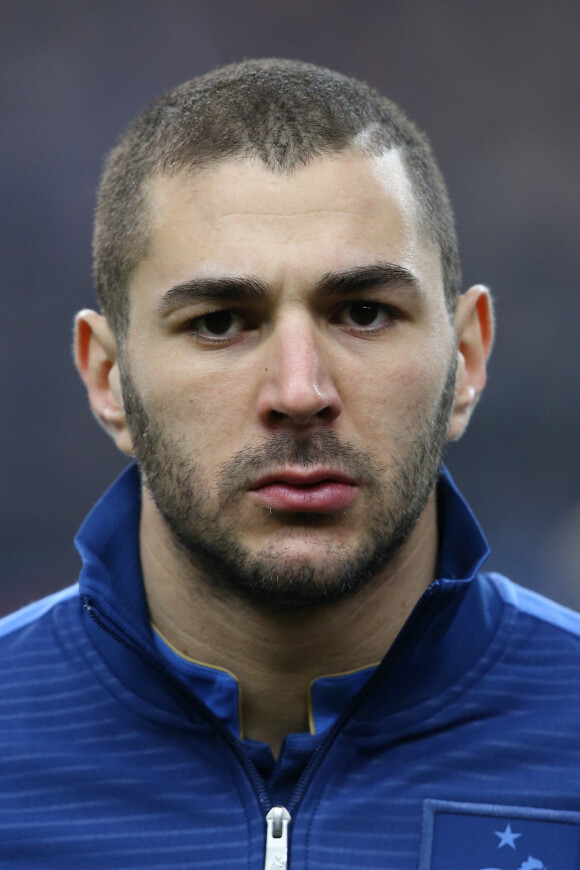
top-left (217, 431), bottom-right (384, 498)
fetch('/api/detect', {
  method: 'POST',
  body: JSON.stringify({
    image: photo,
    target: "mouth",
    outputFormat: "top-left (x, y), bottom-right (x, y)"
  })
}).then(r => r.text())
top-left (247, 468), bottom-right (359, 513)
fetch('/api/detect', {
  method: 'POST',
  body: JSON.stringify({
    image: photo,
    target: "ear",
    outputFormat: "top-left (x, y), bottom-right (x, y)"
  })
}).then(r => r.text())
top-left (447, 285), bottom-right (494, 441)
top-left (74, 309), bottom-right (134, 456)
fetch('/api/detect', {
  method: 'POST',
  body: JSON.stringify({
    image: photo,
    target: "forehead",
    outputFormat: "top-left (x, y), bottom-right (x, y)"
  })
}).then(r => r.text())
top-left (133, 150), bottom-right (441, 298)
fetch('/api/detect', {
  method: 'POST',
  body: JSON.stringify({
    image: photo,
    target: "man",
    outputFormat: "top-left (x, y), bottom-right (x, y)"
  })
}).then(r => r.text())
top-left (2, 60), bottom-right (579, 869)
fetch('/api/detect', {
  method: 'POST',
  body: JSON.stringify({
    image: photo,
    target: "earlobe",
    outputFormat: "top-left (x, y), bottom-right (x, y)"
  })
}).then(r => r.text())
top-left (73, 310), bottom-right (134, 456)
top-left (447, 285), bottom-right (494, 441)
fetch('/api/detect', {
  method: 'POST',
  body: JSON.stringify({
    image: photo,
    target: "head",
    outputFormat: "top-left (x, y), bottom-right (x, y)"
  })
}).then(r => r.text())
top-left (93, 58), bottom-right (461, 339)
top-left (77, 61), bottom-right (493, 612)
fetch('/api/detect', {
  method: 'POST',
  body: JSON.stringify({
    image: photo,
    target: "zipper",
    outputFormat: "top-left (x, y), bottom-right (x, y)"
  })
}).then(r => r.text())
top-left (84, 579), bottom-right (446, 867)
top-left (264, 806), bottom-right (291, 870)
top-left (263, 583), bottom-right (444, 867)
top-left (84, 595), bottom-right (293, 866)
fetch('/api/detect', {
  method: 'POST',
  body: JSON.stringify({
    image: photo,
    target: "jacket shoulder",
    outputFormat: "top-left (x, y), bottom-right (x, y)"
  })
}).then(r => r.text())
top-left (0, 584), bottom-right (79, 644)
top-left (486, 571), bottom-right (580, 640)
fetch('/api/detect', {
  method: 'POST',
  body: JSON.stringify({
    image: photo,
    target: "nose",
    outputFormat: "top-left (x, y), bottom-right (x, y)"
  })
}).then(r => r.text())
top-left (257, 314), bottom-right (342, 428)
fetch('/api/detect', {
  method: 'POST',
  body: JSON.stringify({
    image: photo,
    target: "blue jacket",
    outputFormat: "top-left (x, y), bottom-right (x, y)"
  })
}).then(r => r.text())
top-left (2, 465), bottom-right (580, 868)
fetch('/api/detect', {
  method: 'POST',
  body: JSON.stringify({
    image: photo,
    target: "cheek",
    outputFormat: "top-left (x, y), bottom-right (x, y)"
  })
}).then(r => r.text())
top-left (149, 364), bottom-right (255, 455)
top-left (343, 348), bottom-right (451, 440)
top-left (396, 352), bottom-right (450, 411)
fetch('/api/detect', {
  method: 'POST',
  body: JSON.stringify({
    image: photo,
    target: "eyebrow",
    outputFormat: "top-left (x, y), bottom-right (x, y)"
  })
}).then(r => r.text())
top-left (157, 276), bottom-right (269, 315)
top-left (157, 261), bottom-right (421, 316)
top-left (315, 262), bottom-right (422, 297)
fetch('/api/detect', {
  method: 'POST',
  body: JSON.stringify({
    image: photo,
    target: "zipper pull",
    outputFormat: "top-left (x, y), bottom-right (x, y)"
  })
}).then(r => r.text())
top-left (264, 806), bottom-right (291, 870)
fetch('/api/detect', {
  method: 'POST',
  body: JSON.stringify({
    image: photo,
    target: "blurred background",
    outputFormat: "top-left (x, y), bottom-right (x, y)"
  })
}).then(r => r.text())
top-left (1, 0), bottom-right (579, 615)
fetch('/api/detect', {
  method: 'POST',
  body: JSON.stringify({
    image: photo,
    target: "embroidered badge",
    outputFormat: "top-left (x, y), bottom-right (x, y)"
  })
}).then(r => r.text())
top-left (420, 800), bottom-right (580, 869)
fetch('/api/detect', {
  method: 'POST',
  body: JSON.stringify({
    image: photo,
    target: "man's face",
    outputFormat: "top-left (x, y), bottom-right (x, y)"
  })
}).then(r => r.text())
top-left (120, 150), bottom-right (458, 609)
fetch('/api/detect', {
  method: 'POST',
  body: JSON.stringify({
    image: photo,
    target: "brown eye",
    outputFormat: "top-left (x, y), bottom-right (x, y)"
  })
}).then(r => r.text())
top-left (188, 309), bottom-right (250, 340)
top-left (333, 300), bottom-right (397, 332)
top-left (347, 302), bottom-right (381, 326)
top-left (202, 310), bottom-right (235, 335)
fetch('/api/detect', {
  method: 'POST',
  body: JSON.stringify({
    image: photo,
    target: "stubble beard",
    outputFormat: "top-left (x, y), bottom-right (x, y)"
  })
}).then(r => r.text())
top-left (120, 360), bottom-right (457, 612)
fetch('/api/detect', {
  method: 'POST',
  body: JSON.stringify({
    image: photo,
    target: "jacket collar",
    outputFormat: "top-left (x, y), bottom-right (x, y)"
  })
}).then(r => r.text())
top-left (76, 463), bottom-right (495, 724)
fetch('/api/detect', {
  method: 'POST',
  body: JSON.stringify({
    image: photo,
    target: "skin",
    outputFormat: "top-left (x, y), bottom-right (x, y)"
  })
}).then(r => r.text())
top-left (76, 149), bottom-right (493, 755)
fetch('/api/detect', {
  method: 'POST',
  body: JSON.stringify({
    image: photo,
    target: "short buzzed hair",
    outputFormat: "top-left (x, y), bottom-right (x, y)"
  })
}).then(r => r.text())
top-left (94, 58), bottom-right (460, 335)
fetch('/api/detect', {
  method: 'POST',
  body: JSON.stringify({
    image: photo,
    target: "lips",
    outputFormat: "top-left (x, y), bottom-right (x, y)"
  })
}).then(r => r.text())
top-left (248, 469), bottom-right (359, 513)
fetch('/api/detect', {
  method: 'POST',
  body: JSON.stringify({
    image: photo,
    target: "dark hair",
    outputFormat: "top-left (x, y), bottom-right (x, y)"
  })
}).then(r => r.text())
top-left (94, 58), bottom-right (460, 335)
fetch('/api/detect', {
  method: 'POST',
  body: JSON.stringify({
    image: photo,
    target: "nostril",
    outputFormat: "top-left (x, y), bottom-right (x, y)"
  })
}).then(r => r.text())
top-left (265, 401), bottom-right (338, 428)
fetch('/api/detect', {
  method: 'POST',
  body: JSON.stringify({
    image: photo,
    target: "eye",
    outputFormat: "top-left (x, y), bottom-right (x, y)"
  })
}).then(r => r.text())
top-left (188, 309), bottom-right (249, 339)
top-left (338, 301), bottom-right (395, 330)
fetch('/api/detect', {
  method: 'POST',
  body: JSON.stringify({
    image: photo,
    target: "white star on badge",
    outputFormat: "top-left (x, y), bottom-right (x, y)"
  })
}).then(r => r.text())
top-left (495, 822), bottom-right (522, 849)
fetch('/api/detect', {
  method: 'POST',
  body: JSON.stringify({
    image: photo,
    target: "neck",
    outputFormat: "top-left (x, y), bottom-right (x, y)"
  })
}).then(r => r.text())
top-left (140, 492), bottom-right (438, 757)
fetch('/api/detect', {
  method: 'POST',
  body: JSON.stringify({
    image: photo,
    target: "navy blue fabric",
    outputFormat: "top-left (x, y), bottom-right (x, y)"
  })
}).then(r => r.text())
top-left (1, 465), bottom-right (580, 868)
